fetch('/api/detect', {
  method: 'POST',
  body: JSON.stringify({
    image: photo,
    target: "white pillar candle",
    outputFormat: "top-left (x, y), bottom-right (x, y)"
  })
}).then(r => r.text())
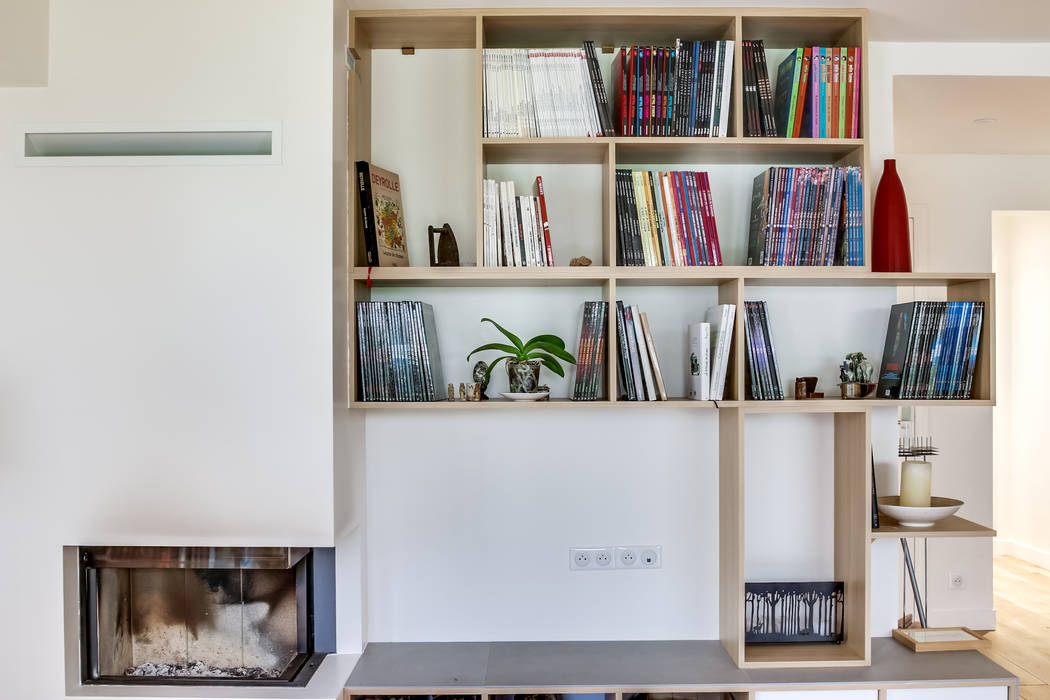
top-left (900, 460), bottom-right (932, 507)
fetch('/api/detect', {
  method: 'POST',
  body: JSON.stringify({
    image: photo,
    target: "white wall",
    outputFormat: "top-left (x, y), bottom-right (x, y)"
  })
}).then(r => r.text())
top-left (0, 1), bottom-right (334, 697)
top-left (992, 212), bottom-right (1050, 569)
top-left (0, 0), bottom-right (48, 86)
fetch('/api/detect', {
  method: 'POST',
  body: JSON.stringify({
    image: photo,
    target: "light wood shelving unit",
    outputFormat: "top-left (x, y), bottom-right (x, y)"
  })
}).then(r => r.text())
top-left (345, 7), bottom-right (998, 672)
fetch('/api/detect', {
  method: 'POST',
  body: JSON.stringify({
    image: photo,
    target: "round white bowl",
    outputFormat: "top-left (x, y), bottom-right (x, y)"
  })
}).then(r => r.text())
top-left (877, 496), bottom-right (963, 527)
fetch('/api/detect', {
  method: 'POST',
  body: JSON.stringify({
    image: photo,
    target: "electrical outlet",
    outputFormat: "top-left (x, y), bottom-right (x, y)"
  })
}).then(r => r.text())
top-left (617, 546), bottom-right (637, 567)
top-left (949, 573), bottom-right (964, 589)
top-left (639, 546), bottom-right (662, 568)
top-left (570, 547), bottom-right (614, 571)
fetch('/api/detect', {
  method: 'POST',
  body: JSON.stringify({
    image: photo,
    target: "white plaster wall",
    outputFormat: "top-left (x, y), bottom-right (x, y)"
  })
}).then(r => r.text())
top-left (0, 0), bottom-right (48, 86)
top-left (0, 1), bottom-right (335, 697)
top-left (992, 212), bottom-right (1050, 569)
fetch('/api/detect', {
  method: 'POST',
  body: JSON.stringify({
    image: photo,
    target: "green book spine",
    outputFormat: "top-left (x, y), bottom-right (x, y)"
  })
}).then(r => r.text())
top-left (788, 48), bottom-right (803, 137)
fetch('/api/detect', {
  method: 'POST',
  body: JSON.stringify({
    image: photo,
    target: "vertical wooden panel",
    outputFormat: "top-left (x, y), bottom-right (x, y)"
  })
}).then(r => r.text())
top-left (834, 409), bottom-right (872, 664)
top-left (719, 278), bottom-right (744, 402)
top-left (347, 16), bottom-right (373, 406)
top-left (475, 15), bottom-right (486, 265)
top-left (604, 142), bottom-right (617, 266)
top-left (732, 16), bottom-right (744, 138)
top-left (719, 406), bottom-right (745, 665)
top-left (947, 277), bottom-right (996, 403)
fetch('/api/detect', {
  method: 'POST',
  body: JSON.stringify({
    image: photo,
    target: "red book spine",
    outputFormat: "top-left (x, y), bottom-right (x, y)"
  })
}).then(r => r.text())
top-left (535, 176), bottom-right (554, 266)
top-left (645, 47), bottom-right (653, 137)
top-left (628, 47), bottom-right (636, 137)
top-left (699, 172), bottom-right (722, 265)
top-left (672, 172), bottom-right (693, 265)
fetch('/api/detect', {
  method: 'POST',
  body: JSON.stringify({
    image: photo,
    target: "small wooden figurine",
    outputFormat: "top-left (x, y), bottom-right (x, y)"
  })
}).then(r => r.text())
top-left (428, 223), bottom-right (460, 267)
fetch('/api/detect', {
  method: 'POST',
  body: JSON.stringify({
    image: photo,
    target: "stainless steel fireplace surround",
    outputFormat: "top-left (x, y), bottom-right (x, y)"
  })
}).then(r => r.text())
top-left (64, 546), bottom-right (335, 688)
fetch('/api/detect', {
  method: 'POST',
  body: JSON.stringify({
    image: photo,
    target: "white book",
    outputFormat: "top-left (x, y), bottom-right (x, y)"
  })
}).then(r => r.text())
top-left (706, 303), bottom-right (736, 400)
top-left (577, 48), bottom-right (599, 136)
top-left (506, 181), bottom-right (522, 266)
top-left (622, 305), bottom-right (646, 400)
top-left (719, 41), bottom-right (734, 139)
top-left (660, 173), bottom-right (682, 266)
top-left (520, 48), bottom-right (537, 137)
top-left (519, 195), bottom-right (535, 266)
top-left (529, 50), bottom-right (549, 137)
top-left (629, 305), bottom-right (657, 400)
top-left (482, 179), bottom-right (492, 265)
top-left (688, 322), bottom-right (711, 400)
top-left (487, 179), bottom-right (499, 266)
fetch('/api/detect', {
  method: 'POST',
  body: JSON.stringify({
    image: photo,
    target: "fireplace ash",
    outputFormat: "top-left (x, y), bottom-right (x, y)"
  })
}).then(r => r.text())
top-left (125, 661), bottom-right (281, 679)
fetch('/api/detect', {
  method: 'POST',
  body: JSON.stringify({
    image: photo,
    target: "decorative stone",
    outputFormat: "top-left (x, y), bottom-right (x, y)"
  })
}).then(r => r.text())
top-left (472, 360), bottom-right (489, 400)
top-left (569, 256), bottom-right (592, 267)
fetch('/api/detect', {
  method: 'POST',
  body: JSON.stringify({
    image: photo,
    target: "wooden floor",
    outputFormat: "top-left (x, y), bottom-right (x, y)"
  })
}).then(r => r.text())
top-left (983, 556), bottom-right (1050, 699)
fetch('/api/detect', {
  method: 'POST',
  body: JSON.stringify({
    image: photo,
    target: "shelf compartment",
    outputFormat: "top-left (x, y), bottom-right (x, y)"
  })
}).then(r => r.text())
top-left (352, 12), bottom-right (479, 50)
top-left (352, 267), bottom-right (611, 287)
top-left (740, 12), bottom-right (865, 50)
top-left (350, 398), bottom-right (738, 410)
top-left (615, 138), bottom-right (863, 166)
top-left (742, 641), bottom-right (867, 668)
top-left (481, 12), bottom-right (735, 49)
top-left (483, 138), bottom-right (611, 165)
top-left (871, 514), bottom-right (996, 540)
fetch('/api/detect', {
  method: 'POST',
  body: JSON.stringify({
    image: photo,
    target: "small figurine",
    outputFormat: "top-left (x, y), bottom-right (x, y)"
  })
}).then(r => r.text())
top-left (472, 360), bottom-right (489, 400)
top-left (569, 255), bottom-right (592, 267)
top-left (458, 382), bottom-right (467, 401)
top-left (447, 383), bottom-right (456, 401)
top-left (472, 383), bottom-right (482, 401)
top-left (428, 223), bottom-right (460, 267)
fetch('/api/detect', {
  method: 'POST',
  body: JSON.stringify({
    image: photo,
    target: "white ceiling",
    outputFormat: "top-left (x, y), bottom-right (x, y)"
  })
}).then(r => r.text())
top-left (894, 75), bottom-right (1050, 154)
top-left (350, 0), bottom-right (1050, 42)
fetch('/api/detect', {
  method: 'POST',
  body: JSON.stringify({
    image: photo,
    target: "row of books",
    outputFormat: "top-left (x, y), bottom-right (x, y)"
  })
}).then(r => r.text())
top-left (356, 301), bottom-right (445, 402)
top-left (613, 40), bottom-right (734, 137)
top-left (688, 304), bottom-right (736, 401)
top-left (876, 301), bottom-right (985, 400)
top-left (744, 300), bottom-right (784, 400)
top-left (615, 169), bottom-right (723, 267)
top-left (774, 46), bottom-right (862, 138)
top-left (741, 40), bottom-right (777, 137)
top-left (482, 43), bottom-right (614, 138)
top-left (483, 176), bottom-right (554, 267)
top-left (746, 166), bottom-right (864, 266)
top-left (572, 301), bottom-right (609, 400)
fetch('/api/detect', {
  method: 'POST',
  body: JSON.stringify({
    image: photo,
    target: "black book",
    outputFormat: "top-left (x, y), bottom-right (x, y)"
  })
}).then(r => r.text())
top-left (666, 45), bottom-right (677, 136)
top-left (741, 42), bottom-right (757, 136)
top-left (583, 40), bottom-right (616, 137)
top-left (674, 40), bottom-right (689, 137)
top-left (746, 169), bottom-right (771, 265)
top-left (355, 160), bottom-right (379, 266)
top-left (753, 40), bottom-right (778, 136)
top-left (615, 301), bottom-right (636, 400)
top-left (871, 449), bottom-right (880, 530)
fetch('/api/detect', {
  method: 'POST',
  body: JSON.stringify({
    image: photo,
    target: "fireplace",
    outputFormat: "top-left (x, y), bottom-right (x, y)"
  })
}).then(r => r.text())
top-left (70, 546), bottom-right (334, 687)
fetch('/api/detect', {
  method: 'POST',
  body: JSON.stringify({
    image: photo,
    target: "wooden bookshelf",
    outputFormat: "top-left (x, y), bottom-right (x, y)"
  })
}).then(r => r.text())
top-left (344, 7), bottom-right (996, 671)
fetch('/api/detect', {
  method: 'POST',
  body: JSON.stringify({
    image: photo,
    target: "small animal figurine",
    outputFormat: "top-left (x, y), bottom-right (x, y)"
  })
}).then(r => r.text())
top-left (458, 382), bottom-right (467, 401)
top-left (428, 223), bottom-right (460, 267)
top-left (472, 360), bottom-right (489, 400)
top-left (447, 383), bottom-right (455, 401)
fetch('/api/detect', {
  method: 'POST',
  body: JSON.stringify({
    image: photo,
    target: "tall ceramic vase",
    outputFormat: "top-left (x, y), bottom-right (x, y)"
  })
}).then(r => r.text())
top-left (872, 158), bottom-right (911, 272)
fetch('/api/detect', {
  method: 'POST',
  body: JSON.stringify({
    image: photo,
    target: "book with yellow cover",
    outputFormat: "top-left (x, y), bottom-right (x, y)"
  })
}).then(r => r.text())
top-left (355, 161), bottom-right (408, 267)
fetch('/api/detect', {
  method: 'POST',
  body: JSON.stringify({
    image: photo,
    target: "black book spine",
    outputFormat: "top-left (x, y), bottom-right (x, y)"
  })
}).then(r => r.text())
top-left (624, 170), bottom-right (643, 265)
top-left (584, 40), bottom-right (616, 137)
top-left (355, 161), bottom-right (379, 266)
top-left (753, 40), bottom-right (778, 137)
top-left (674, 40), bottom-right (688, 137)
top-left (758, 300), bottom-right (783, 399)
top-left (615, 301), bottom-right (636, 400)
top-left (871, 450), bottom-right (880, 529)
top-left (666, 45), bottom-right (677, 136)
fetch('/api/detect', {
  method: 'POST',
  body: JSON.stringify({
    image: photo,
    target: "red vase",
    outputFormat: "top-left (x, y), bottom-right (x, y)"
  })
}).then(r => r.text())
top-left (872, 158), bottom-right (911, 272)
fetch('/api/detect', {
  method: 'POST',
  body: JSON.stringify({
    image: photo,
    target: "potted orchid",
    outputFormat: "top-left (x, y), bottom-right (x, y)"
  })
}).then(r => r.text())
top-left (467, 318), bottom-right (576, 394)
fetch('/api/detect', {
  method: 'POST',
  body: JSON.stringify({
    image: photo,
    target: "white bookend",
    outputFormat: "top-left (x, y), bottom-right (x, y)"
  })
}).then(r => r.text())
top-left (688, 322), bottom-right (711, 400)
top-left (720, 41), bottom-right (734, 139)
top-left (630, 305), bottom-right (657, 400)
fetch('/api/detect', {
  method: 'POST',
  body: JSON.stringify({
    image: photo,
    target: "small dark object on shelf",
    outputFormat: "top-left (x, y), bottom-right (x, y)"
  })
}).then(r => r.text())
top-left (794, 376), bottom-right (820, 399)
top-left (569, 256), bottom-right (592, 266)
top-left (745, 581), bottom-right (844, 644)
top-left (472, 361), bottom-right (490, 400)
top-left (899, 435), bottom-right (938, 459)
top-left (428, 223), bottom-right (460, 266)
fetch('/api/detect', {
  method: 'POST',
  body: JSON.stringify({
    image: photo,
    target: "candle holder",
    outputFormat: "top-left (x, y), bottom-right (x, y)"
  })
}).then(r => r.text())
top-left (877, 437), bottom-right (964, 527)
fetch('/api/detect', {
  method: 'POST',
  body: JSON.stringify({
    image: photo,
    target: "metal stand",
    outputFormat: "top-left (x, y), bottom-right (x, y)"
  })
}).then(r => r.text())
top-left (901, 538), bottom-right (928, 629)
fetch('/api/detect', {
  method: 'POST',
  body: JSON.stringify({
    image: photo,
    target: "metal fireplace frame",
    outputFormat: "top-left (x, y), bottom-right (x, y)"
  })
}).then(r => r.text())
top-left (70, 546), bottom-right (335, 688)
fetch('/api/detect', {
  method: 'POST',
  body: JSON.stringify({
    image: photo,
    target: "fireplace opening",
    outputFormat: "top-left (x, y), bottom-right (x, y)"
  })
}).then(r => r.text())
top-left (73, 547), bottom-right (334, 687)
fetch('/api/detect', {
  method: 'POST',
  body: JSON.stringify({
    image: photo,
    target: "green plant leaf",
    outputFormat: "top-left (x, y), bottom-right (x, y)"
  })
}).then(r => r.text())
top-left (526, 341), bottom-right (576, 364)
top-left (481, 355), bottom-right (515, 385)
top-left (480, 318), bottom-right (524, 351)
top-left (523, 334), bottom-right (566, 351)
top-left (531, 353), bottom-right (566, 377)
top-left (466, 342), bottom-right (521, 360)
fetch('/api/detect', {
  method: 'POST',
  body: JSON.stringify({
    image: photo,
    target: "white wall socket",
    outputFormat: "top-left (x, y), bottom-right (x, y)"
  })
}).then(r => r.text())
top-left (569, 547), bottom-right (614, 570)
top-left (949, 573), bottom-right (964, 589)
top-left (570, 545), bottom-right (661, 570)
